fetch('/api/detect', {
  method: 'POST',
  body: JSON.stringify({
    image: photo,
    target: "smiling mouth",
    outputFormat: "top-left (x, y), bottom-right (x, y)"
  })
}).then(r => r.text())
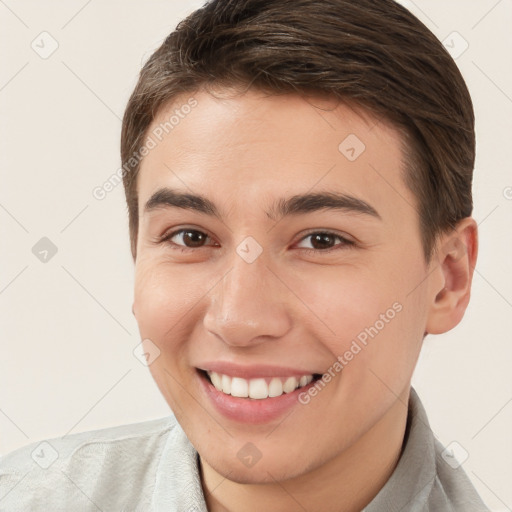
top-left (200, 369), bottom-right (323, 400)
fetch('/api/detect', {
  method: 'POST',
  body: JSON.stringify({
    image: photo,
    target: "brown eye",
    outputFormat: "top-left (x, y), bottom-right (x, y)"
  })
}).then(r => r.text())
top-left (308, 233), bottom-right (337, 250)
top-left (176, 230), bottom-right (208, 248)
top-left (295, 231), bottom-right (355, 254)
top-left (162, 229), bottom-right (212, 249)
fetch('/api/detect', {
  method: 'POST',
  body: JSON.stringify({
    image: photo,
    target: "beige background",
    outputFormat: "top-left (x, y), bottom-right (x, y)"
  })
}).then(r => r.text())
top-left (1, 1), bottom-right (511, 510)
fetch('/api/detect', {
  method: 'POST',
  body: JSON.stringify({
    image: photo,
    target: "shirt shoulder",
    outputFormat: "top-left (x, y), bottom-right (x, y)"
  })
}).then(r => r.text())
top-left (363, 388), bottom-right (491, 512)
top-left (428, 437), bottom-right (491, 512)
top-left (0, 415), bottom-right (178, 511)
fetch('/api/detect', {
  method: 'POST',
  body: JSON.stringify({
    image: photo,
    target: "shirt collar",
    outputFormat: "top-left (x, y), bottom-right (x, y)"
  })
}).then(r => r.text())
top-left (152, 386), bottom-right (435, 511)
top-left (363, 386), bottom-right (437, 511)
top-left (152, 418), bottom-right (208, 511)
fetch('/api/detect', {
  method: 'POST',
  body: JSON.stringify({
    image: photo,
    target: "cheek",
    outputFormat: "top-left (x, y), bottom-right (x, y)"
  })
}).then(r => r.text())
top-left (339, 262), bottom-right (428, 390)
top-left (297, 259), bottom-right (426, 383)
top-left (133, 262), bottom-right (205, 411)
top-left (293, 265), bottom-right (396, 346)
top-left (133, 261), bottom-right (200, 344)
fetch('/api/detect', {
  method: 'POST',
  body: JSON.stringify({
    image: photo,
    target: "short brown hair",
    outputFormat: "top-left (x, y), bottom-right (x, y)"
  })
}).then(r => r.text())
top-left (121, 0), bottom-right (475, 262)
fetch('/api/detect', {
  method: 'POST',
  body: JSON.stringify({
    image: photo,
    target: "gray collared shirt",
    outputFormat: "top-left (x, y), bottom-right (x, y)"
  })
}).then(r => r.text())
top-left (0, 387), bottom-right (490, 511)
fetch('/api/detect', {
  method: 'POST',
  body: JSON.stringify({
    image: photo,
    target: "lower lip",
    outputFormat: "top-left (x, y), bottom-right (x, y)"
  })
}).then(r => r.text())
top-left (197, 370), bottom-right (318, 424)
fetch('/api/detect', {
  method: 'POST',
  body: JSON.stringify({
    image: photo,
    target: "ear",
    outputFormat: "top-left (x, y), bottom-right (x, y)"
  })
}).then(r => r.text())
top-left (425, 217), bottom-right (478, 335)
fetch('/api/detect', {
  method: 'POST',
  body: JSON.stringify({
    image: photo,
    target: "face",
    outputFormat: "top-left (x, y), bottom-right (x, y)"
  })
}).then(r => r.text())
top-left (133, 87), bottom-right (434, 483)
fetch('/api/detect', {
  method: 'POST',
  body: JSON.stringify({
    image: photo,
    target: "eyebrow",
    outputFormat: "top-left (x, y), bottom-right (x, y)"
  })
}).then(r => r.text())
top-left (143, 187), bottom-right (381, 221)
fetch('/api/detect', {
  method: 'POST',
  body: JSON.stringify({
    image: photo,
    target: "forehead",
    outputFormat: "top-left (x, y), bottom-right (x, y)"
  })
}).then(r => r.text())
top-left (137, 88), bottom-right (414, 223)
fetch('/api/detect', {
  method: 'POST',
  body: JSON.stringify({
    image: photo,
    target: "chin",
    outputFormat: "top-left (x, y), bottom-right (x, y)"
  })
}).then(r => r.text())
top-left (204, 454), bottom-right (312, 485)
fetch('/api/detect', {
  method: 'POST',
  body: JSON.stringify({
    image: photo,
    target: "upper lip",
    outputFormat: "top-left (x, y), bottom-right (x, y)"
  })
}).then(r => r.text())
top-left (197, 361), bottom-right (320, 379)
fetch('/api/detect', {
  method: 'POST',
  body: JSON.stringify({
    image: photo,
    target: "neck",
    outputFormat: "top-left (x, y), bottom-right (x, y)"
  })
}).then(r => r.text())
top-left (200, 387), bottom-right (410, 512)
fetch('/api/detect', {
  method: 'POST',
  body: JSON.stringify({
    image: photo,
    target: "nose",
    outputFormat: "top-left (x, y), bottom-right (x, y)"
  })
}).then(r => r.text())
top-left (203, 253), bottom-right (293, 347)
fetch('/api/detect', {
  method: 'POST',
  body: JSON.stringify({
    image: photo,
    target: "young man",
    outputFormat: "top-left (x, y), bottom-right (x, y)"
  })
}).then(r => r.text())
top-left (0, 0), bottom-right (490, 510)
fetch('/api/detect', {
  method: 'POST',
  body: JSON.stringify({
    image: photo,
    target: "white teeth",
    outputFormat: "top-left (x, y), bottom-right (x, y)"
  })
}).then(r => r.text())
top-left (221, 374), bottom-right (231, 394)
top-left (210, 372), bottom-right (222, 390)
top-left (283, 376), bottom-right (298, 393)
top-left (206, 371), bottom-right (315, 399)
top-left (268, 377), bottom-right (283, 397)
top-left (230, 377), bottom-right (249, 398)
top-left (249, 378), bottom-right (268, 399)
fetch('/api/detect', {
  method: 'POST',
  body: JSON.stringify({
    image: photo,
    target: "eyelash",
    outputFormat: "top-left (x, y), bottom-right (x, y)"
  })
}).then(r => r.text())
top-left (157, 228), bottom-right (356, 255)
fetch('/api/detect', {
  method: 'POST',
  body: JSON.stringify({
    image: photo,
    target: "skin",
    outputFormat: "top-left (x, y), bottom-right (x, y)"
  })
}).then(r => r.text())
top-left (132, 87), bottom-right (478, 512)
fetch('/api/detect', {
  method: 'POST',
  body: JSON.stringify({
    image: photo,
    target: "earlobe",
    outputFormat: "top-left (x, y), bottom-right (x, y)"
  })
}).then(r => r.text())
top-left (425, 218), bottom-right (478, 335)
